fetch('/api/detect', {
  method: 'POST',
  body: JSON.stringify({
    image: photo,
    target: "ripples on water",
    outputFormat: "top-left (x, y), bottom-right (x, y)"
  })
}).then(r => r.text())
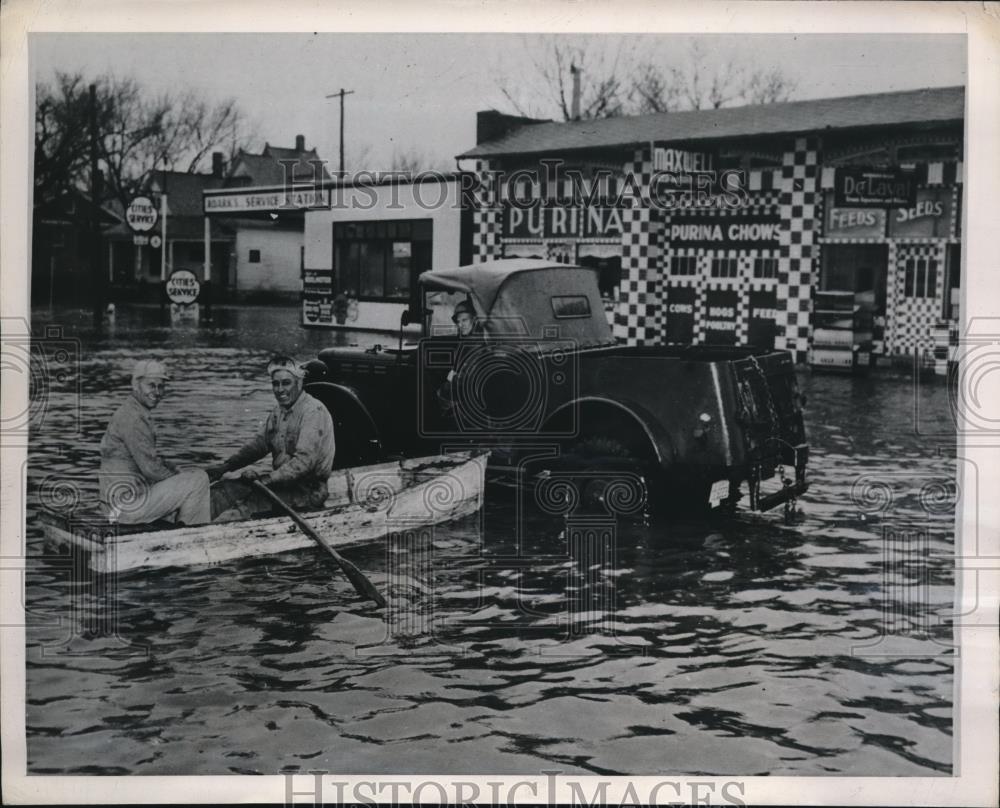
top-left (23, 305), bottom-right (955, 775)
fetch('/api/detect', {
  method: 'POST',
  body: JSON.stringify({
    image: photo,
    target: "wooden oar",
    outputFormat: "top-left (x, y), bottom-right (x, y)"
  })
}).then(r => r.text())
top-left (250, 480), bottom-right (386, 607)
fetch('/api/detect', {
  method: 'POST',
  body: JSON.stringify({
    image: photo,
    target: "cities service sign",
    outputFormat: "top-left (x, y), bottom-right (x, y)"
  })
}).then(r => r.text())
top-left (165, 269), bottom-right (200, 305)
top-left (126, 195), bottom-right (158, 232)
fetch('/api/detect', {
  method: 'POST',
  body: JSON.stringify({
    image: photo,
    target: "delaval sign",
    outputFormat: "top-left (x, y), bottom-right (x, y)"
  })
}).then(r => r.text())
top-left (204, 188), bottom-right (331, 213)
top-left (668, 214), bottom-right (781, 248)
top-left (834, 167), bottom-right (916, 208)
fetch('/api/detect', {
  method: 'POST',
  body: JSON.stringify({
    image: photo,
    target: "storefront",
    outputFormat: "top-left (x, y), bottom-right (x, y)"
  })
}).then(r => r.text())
top-left (300, 173), bottom-right (471, 332)
top-left (460, 85), bottom-right (965, 363)
top-left (202, 185), bottom-right (326, 300)
top-left (818, 160), bottom-right (961, 357)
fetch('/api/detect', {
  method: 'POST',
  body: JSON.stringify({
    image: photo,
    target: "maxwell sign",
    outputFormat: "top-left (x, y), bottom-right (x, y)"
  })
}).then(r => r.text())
top-left (834, 167), bottom-right (916, 208)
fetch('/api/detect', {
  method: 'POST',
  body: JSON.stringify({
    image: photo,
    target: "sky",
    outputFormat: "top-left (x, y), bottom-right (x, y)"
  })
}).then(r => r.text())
top-left (30, 32), bottom-right (966, 173)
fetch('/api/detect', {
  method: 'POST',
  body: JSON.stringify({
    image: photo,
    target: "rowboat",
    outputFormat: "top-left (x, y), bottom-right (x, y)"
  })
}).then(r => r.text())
top-left (38, 450), bottom-right (488, 574)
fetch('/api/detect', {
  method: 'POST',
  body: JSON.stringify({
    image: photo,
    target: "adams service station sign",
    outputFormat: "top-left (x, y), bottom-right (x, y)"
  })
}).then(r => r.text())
top-left (204, 188), bottom-right (331, 213)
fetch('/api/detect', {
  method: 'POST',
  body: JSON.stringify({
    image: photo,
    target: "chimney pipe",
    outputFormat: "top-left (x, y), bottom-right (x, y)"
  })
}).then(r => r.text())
top-left (211, 151), bottom-right (224, 178)
top-left (295, 134), bottom-right (305, 151)
top-left (570, 64), bottom-right (582, 121)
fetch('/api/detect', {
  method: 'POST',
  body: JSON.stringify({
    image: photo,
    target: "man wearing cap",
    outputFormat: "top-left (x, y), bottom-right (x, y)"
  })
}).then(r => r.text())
top-left (452, 299), bottom-right (477, 338)
top-left (207, 355), bottom-right (336, 521)
top-left (99, 360), bottom-right (211, 525)
top-left (437, 298), bottom-right (483, 416)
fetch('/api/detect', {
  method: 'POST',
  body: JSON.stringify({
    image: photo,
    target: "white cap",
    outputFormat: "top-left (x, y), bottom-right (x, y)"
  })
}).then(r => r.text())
top-left (132, 359), bottom-right (170, 382)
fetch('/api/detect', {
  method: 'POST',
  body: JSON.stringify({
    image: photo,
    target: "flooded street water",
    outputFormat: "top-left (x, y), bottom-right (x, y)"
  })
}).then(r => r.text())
top-left (22, 304), bottom-right (956, 776)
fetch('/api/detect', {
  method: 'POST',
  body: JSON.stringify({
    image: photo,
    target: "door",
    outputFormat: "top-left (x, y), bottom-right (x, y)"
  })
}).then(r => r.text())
top-left (820, 243), bottom-right (888, 346)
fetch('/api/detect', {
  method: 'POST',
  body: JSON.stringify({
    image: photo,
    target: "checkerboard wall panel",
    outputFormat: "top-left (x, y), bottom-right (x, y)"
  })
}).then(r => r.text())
top-left (614, 147), bottom-right (661, 345)
top-left (775, 137), bottom-right (821, 363)
top-left (887, 241), bottom-right (947, 355)
top-left (472, 160), bottom-right (502, 262)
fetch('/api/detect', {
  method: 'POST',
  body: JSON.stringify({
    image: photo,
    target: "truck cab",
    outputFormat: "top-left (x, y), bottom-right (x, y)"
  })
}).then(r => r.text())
top-left (305, 259), bottom-right (809, 515)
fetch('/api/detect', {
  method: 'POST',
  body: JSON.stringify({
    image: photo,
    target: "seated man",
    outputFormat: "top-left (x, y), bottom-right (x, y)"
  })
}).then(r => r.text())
top-left (437, 299), bottom-right (485, 415)
top-left (207, 356), bottom-right (336, 522)
top-left (99, 359), bottom-right (211, 525)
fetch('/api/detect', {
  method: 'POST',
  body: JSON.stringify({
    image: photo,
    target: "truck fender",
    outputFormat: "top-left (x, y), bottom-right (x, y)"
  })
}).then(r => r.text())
top-left (305, 381), bottom-right (383, 465)
top-left (542, 396), bottom-right (677, 468)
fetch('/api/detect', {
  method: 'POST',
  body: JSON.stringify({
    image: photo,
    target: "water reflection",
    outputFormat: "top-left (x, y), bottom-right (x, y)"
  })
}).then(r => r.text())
top-left (24, 304), bottom-right (955, 776)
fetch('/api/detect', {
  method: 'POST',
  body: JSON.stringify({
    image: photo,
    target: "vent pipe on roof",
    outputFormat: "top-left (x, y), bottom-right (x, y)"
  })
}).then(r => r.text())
top-left (570, 64), bottom-right (582, 121)
top-left (295, 134), bottom-right (305, 151)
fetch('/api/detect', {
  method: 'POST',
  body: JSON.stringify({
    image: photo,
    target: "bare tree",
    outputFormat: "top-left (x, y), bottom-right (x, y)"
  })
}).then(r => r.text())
top-left (631, 61), bottom-right (681, 114)
top-left (498, 37), bottom-right (797, 121)
top-left (33, 73), bottom-right (110, 207)
top-left (497, 35), bottom-right (632, 122)
top-left (743, 65), bottom-right (797, 106)
top-left (175, 93), bottom-right (245, 174)
top-left (34, 71), bottom-right (252, 210)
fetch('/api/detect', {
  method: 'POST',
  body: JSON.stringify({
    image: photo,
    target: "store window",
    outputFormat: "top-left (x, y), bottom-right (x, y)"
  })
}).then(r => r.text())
top-left (576, 243), bottom-right (622, 300)
top-left (945, 244), bottom-right (960, 319)
top-left (710, 256), bottom-right (739, 278)
top-left (333, 219), bottom-right (432, 301)
top-left (904, 257), bottom-right (938, 299)
top-left (753, 257), bottom-right (778, 279)
top-left (670, 255), bottom-right (698, 276)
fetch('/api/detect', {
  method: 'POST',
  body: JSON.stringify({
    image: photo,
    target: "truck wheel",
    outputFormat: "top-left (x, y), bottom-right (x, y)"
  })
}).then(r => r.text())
top-left (527, 432), bottom-right (651, 517)
top-left (564, 435), bottom-right (650, 514)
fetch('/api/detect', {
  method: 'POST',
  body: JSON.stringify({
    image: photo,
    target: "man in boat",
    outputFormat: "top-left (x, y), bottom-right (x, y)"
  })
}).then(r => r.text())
top-left (99, 359), bottom-right (212, 525)
top-left (207, 355), bottom-right (336, 521)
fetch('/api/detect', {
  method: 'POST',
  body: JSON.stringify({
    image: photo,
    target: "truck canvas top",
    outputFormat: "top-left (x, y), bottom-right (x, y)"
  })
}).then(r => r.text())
top-left (419, 259), bottom-right (615, 347)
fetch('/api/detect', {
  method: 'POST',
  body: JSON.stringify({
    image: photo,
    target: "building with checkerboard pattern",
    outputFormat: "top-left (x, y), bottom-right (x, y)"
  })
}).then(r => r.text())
top-left (459, 86), bottom-right (964, 364)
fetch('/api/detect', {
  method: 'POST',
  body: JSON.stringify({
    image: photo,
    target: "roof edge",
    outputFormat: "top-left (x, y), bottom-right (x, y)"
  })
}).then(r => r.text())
top-left (457, 84), bottom-right (966, 160)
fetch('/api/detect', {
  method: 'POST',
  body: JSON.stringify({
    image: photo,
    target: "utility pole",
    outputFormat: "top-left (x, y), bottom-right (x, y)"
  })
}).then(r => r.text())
top-left (325, 88), bottom-right (355, 177)
top-left (89, 83), bottom-right (104, 332)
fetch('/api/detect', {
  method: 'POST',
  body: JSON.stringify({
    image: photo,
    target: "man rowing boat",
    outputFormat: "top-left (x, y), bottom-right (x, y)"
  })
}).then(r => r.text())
top-left (99, 359), bottom-right (211, 525)
top-left (207, 355), bottom-right (336, 522)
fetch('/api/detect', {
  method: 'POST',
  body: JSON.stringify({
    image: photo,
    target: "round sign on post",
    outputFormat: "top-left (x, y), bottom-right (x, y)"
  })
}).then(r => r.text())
top-left (126, 196), bottom-right (158, 232)
top-left (165, 269), bottom-right (201, 306)
top-left (149, 234), bottom-right (162, 249)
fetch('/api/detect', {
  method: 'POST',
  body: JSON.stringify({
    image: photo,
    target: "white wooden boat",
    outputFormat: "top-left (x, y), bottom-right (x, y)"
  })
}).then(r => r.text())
top-left (38, 451), bottom-right (488, 574)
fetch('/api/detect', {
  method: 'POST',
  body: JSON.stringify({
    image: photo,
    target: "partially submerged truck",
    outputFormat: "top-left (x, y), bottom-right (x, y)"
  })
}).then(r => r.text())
top-left (304, 259), bottom-right (809, 516)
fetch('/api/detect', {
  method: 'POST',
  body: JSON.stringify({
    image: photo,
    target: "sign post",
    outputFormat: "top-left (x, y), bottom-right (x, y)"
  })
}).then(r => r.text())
top-left (160, 194), bottom-right (168, 281)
